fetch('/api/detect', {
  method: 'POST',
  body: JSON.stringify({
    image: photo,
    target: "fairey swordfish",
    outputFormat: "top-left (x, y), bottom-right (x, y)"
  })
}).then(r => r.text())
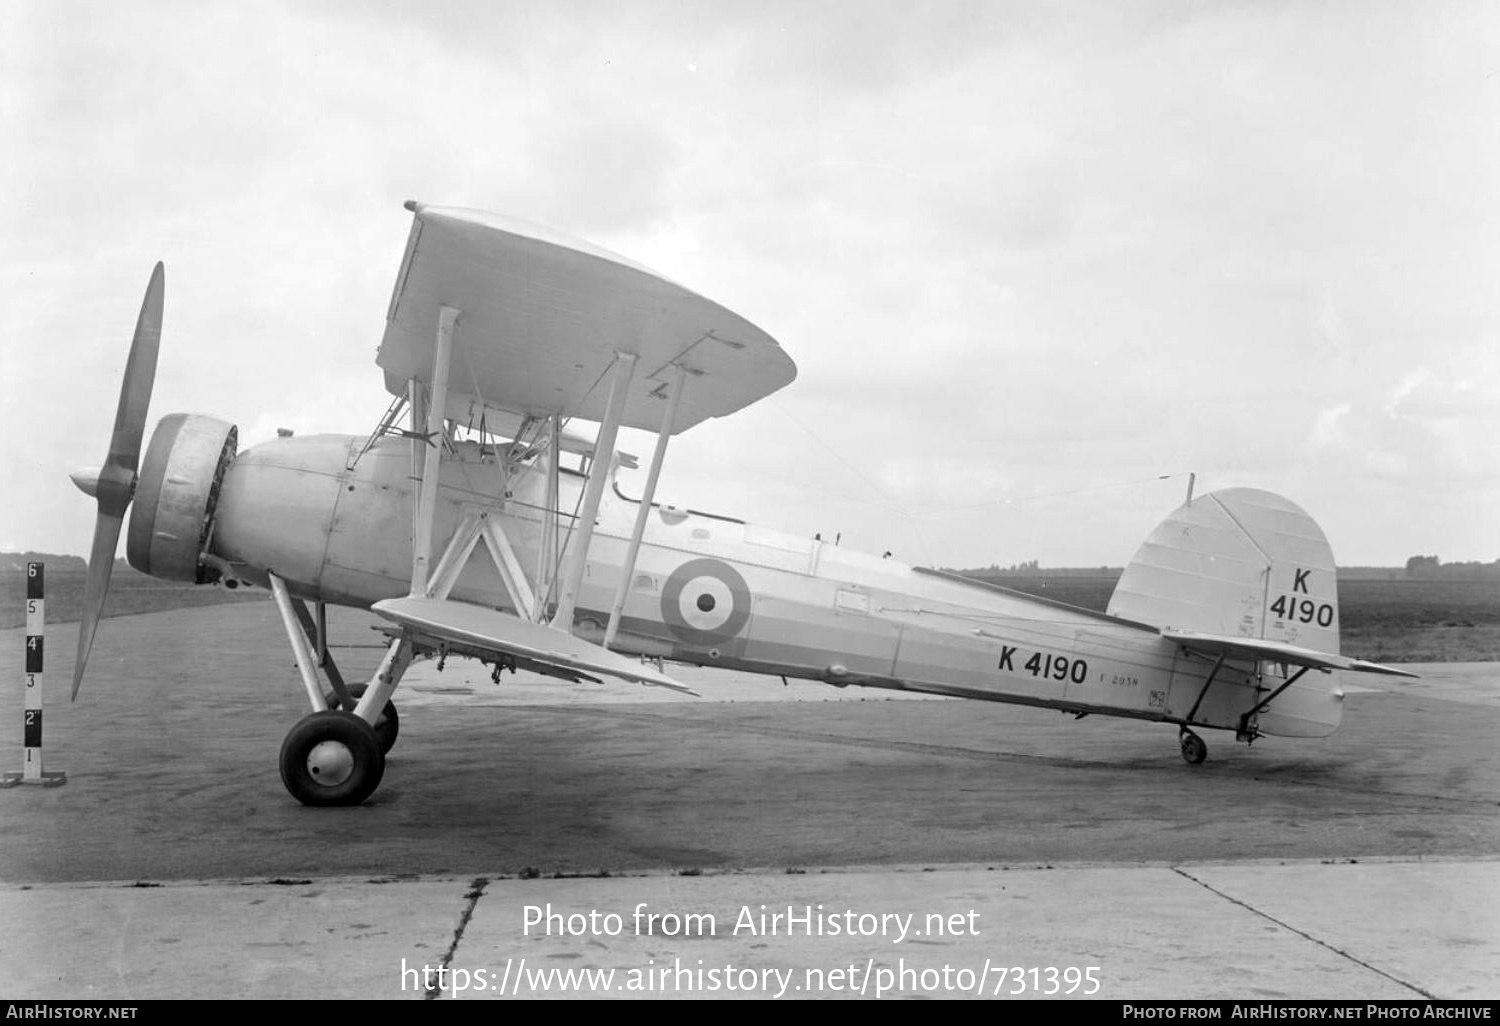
top-left (68, 202), bottom-right (1416, 805)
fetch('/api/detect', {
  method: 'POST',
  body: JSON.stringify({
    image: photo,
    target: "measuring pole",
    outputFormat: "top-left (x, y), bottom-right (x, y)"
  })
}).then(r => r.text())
top-left (3, 562), bottom-right (67, 788)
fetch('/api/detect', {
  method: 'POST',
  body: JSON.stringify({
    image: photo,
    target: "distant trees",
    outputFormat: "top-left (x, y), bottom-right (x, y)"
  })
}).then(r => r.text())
top-left (1, 552), bottom-right (87, 572)
top-left (1404, 556), bottom-right (1500, 580)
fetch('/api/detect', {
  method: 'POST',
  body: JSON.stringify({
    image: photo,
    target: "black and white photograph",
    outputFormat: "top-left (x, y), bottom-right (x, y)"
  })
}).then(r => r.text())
top-left (1, 0), bottom-right (1496, 1006)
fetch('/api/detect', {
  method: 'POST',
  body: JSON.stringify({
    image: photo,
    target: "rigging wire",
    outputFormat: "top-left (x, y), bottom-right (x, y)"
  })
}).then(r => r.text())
top-left (764, 396), bottom-right (1195, 559)
top-left (769, 397), bottom-right (934, 563)
top-left (929, 472), bottom-right (1193, 513)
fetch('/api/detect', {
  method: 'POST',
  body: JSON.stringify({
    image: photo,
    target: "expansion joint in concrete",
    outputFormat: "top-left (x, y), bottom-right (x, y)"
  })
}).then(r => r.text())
top-left (1169, 866), bottom-right (1434, 999)
top-left (425, 876), bottom-right (490, 1001)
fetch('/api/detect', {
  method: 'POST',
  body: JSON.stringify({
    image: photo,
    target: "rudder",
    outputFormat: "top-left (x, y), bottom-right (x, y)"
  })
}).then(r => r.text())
top-left (1108, 488), bottom-right (1344, 738)
top-left (1108, 488), bottom-right (1341, 652)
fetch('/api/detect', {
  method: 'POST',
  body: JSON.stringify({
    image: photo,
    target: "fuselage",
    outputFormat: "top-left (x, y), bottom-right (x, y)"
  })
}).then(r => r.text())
top-left (209, 434), bottom-right (1342, 738)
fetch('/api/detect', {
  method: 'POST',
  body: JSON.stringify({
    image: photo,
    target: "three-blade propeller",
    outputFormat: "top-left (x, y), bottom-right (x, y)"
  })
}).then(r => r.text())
top-left (69, 263), bottom-right (165, 699)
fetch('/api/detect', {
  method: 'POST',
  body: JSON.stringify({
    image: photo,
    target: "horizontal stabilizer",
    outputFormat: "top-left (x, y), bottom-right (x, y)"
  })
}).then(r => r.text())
top-left (373, 596), bottom-right (693, 693)
top-left (1161, 628), bottom-right (1419, 679)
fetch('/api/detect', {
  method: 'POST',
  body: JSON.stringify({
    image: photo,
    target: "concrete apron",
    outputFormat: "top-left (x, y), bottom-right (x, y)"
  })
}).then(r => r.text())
top-left (2, 858), bottom-right (1495, 1000)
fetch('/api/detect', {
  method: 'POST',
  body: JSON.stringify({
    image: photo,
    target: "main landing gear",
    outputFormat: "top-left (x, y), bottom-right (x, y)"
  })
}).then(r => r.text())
top-left (1179, 728), bottom-right (1208, 765)
top-left (278, 685), bottom-right (401, 806)
top-left (280, 650), bottom-right (412, 806)
top-left (269, 574), bottom-right (415, 806)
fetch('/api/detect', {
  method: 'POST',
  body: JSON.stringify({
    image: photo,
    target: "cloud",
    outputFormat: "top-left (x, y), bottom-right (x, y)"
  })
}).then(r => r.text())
top-left (4, 0), bottom-right (1497, 568)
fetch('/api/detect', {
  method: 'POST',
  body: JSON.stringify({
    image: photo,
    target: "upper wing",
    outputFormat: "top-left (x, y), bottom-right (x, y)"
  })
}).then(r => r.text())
top-left (373, 596), bottom-right (695, 693)
top-left (378, 202), bottom-right (797, 434)
top-left (1161, 628), bottom-right (1420, 678)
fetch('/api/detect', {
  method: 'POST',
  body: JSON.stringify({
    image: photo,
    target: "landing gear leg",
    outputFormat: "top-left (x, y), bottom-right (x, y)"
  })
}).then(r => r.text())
top-left (281, 637), bottom-right (412, 806)
top-left (326, 684), bottom-right (399, 754)
top-left (1179, 728), bottom-right (1208, 765)
top-left (268, 573), bottom-right (415, 804)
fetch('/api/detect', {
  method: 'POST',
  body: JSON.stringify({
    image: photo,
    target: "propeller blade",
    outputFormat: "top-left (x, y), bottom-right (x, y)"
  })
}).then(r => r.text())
top-left (73, 263), bottom-right (165, 699)
top-left (73, 509), bottom-right (124, 700)
top-left (99, 262), bottom-right (164, 517)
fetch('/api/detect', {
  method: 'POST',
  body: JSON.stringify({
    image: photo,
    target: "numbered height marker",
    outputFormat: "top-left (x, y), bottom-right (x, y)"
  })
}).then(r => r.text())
top-left (3, 562), bottom-right (67, 787)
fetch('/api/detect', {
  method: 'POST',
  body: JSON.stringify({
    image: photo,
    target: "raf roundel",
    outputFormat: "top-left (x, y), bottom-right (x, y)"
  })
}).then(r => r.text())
top-left (660, 558), bottom-right (752, 648)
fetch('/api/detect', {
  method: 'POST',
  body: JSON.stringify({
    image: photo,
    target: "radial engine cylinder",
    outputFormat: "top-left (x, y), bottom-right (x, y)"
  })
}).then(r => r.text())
top-left (127, 413), bottom-right (239, 582)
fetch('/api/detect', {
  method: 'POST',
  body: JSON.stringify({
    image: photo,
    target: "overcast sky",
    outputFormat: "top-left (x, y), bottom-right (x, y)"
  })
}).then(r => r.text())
top-left (3, 0), bottom-right (1496, 571)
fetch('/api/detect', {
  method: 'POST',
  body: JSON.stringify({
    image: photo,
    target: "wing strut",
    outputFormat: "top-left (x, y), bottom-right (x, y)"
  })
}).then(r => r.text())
top-left (481, 515), bottom-right (538, 619)
top-left (535, 412), bottom-right (562, 620)
top-left (421, 507), bottom-right (540, 620)
top-left (550, 351), bottom-right (636, 630)
top-left (604, 364), bottom-right (685, 649)
top-left (424, 510), bottom-right (485, 600)
top-left (410, 305), bottom-right (457, 596)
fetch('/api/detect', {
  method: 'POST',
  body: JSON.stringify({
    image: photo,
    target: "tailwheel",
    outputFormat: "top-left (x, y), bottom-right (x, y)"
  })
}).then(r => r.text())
top-left (1179, 728), bottom-right (1208, 766)
top-left (325, 684), bottom-right (399, 754)
top-left (280, 711), bottom-right (385, 806)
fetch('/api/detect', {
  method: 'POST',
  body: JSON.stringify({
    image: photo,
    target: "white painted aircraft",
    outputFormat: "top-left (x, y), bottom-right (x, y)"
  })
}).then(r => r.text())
top-left (69, 202), bottom-right (1417, 805)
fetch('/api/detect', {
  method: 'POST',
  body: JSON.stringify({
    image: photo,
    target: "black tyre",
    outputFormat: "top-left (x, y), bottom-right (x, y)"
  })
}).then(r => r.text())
top-left (324, 684), bottom-right (399, 754)
top-left (1179, 730), bottom-right (1208, 765)
top-left (280, 711), bottom-right (386, 806)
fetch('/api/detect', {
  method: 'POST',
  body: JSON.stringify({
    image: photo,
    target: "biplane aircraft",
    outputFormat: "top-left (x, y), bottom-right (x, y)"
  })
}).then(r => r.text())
top-left (69, 202), bottom-right (1417, 805)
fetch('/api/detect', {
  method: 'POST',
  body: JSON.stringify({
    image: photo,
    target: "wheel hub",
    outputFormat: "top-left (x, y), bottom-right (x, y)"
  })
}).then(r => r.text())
top-left (305, 740), bottom-right (355, 787)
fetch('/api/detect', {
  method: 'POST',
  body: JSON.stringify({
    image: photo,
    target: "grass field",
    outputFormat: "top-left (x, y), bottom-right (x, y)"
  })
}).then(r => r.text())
top-left (1, 565), bottom-right (263, 630)
top-left (3, 567), bottom-right (1496, 663)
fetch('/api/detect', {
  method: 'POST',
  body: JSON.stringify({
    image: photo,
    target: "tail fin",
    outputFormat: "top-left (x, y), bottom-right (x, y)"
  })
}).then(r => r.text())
top-left (1108, 488), bottom-right (1342, 653)
top-left (1109, 489), bottom-right (1352, 738)
top-left (1109, 489), bottom-right (1413, 739)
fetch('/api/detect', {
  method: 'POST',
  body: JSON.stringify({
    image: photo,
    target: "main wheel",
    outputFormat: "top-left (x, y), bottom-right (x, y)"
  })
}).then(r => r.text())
top-left (1179, 729), bottom-right (1208, 765)
top-left (280, 711), bottom-right (386, 806)
top-left (324, 684), bottom-right (399, 754)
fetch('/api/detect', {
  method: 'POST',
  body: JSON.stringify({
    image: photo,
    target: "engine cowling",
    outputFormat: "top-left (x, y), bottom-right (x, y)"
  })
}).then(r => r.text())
top-left (127, 413), bottom-right (238, 582)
